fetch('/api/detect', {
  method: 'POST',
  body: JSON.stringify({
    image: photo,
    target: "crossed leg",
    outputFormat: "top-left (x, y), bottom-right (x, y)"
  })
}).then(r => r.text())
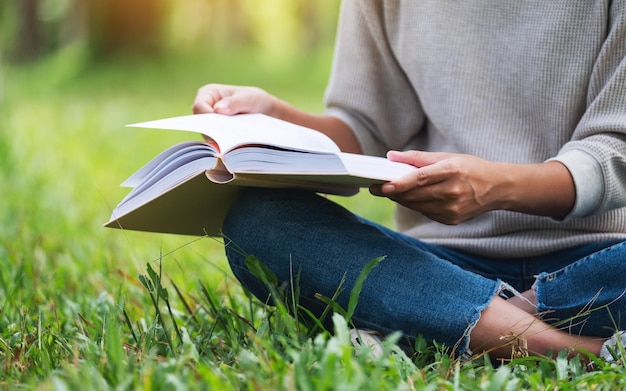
top-left (223, 188), bottom-right (624, 361)
top-left (471, 292), bottom-right (604, 360)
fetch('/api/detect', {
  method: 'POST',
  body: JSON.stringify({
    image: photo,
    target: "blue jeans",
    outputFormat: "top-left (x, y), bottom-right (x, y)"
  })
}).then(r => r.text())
top-left (222, 188), bottom-right (626, 355)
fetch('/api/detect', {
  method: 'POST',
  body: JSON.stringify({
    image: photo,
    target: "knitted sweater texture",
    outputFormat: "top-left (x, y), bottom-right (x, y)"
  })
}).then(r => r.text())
top-left (325, 0), bottom-right (626, 257)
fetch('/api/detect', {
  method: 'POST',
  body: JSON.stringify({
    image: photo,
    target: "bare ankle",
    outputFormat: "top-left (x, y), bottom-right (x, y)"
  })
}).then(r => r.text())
top-left (507, 289), bottom-right (537, 314)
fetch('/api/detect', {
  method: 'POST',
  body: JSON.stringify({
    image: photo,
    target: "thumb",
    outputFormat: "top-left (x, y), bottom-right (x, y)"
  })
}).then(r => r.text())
top-left (387, 150), bottom-right (448, 168)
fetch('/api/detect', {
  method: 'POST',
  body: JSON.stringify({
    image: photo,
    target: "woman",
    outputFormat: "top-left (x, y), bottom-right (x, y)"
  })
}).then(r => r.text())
top-left (193, 1), bottom-right (626, 361)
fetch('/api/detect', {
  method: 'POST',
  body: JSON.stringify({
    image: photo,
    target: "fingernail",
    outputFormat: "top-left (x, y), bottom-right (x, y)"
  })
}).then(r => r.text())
top-left (214, 101), bottom-right (230, 113)
top-left (383, 183), bottom-right (395, 192)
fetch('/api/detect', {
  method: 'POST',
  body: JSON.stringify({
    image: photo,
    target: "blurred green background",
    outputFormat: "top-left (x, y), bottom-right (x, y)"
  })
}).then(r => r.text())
top-left (4, 4), bottom-right (626, 388)
top-left (1, 0), bottom-right (396, 301)
top-left (0, 3), bottom-right (400, 385)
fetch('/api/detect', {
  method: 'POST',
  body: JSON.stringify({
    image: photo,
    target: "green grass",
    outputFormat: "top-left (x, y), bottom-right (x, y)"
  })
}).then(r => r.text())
top-left (1, 47), bottom-right (626, 389)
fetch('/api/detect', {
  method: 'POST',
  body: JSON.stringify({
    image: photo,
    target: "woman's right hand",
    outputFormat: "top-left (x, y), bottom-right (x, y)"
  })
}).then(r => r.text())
top-left (192, 83), bottom-right (362, 153)
top-left (192, 84), bottom-right (279, 116)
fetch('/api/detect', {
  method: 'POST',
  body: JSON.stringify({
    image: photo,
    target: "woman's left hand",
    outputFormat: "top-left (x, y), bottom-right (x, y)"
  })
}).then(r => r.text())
top-left (370, 150), bottom-right (507, 224)
top-left (369, 150), bottom-right (575, 225)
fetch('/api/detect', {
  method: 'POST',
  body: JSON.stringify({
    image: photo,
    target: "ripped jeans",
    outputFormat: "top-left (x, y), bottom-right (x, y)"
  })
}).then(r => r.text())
top-left (222, 188), bottom-right (626, 356)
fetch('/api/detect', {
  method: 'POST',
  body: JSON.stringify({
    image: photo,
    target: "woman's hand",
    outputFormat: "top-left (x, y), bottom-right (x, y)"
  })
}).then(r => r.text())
top-left (191, 83), bottom-right (362, 153)
top-left (192, 84), bottom-right (279, 116)
top-left (370, 150), bottom-right (575, 225)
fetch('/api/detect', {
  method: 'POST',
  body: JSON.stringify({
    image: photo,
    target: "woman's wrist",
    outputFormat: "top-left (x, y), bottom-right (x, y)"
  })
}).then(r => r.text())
top-left (266, 98), bottom-right (361, 153)
top-left (501, 161), bottom-right (576, 219)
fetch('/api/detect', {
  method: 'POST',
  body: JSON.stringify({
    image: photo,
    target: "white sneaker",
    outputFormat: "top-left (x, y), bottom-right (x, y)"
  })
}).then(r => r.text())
top-left (349, 329), bottom-right (385, 358)
top-left (600, 330), bottom-right (626, 362)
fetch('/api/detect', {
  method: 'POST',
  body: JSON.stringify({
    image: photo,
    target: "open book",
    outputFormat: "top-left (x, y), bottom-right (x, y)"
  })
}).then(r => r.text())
top-left (105, 113), bottom-right (416, 236)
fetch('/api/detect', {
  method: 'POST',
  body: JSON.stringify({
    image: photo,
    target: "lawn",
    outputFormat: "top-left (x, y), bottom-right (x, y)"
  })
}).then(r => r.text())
top-left (1, 47), bottom-right (625, 390)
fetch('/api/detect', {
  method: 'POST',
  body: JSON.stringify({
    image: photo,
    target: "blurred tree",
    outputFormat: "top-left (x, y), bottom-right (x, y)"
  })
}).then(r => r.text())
top-left (4, 0), bottom-right (338, 64)
top-left (87, 0), bottom-right (168, 58)
top-left (5, 0), bottom-right (85, 63)
top-left (14, 0), bottom-right (43, 61)
top-left (220, 0), bottom-right (253, 46)
top-left (298, 0), bottom-right (325, 51)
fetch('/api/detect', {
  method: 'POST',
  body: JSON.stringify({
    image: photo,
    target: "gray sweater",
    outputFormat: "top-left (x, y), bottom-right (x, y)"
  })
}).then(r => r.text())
top-left (325, 0), bottom-right (626, 258)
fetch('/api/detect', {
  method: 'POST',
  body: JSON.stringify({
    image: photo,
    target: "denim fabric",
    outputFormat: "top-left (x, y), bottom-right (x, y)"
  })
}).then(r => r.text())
top-left (534, 240), bottom-right (626, 337)
top-left (222, 188), bottom-right (626, 354)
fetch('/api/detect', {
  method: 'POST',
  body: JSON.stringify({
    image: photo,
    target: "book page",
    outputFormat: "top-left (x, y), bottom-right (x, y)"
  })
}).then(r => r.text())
top-left (128, 113), bottom-right (340, 154)
top-left (106, 172), bottom-right (239, 237)
top-left (337, 152), bottom-right (417, 181)
top-left (114, 156), bottom-right (218, 215)
top-left (121, 141), bottom-right (216, 187)
top-left (223, 147), bottom-right (341, 173)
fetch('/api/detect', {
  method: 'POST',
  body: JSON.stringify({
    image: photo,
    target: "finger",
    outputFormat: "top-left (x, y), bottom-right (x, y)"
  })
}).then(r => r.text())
top-left (369, 183), bottom-right (385, 197)
top-left (192, 85), bottom-right (225, 114)
top-left (375, 166), bottom-right (446, 195)
top-left (192, 100), bottom-right (215, 114)
top-left (387, 150), bottom-right (452, 168)
top-left (214, 91), bottom-right (272, 115)
top-left (379, 150), bottom-right (452, 193)
top-left (213, 96), bottom-right (253, 115)
top-left (370, 177), bottom-right (416, 196)
top-left (370, 182), bottom-right (437, 204)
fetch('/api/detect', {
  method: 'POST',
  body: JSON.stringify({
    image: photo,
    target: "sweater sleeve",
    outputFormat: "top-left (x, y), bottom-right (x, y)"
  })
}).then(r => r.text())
top-left (324, 0), bottom-right (424, 157)
top-left (552, 3), bottom-right (626, 218)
